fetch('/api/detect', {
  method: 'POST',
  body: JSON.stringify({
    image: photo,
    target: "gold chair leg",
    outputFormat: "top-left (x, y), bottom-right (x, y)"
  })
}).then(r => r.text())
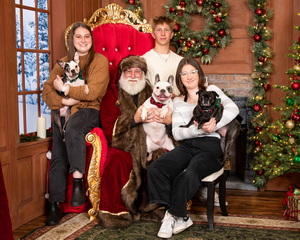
top-left (85, 132), bottom-right (102, 221)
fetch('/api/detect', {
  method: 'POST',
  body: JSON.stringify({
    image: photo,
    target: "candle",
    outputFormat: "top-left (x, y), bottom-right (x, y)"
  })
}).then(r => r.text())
top-left (37, 116), bottom-right (46, 139)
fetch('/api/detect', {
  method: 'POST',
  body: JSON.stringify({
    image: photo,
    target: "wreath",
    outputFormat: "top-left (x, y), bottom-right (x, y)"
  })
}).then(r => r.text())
top-left (124, 0), bottom-right (232, 64)
top-left (165, 0), bottom-right (232, 64)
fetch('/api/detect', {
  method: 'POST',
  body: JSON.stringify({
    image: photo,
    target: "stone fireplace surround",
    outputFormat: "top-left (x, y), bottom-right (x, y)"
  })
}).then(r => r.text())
top-left (207, 74), bottom-right (257, 190)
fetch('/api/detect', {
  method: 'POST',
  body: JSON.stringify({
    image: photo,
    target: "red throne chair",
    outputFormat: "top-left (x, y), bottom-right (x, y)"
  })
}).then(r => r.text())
top-left (59, 4), bottom-right (154, 220)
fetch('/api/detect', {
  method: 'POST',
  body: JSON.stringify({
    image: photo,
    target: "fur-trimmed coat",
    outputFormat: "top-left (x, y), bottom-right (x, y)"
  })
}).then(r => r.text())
top-left (111, 83), bottom-right (153, 213)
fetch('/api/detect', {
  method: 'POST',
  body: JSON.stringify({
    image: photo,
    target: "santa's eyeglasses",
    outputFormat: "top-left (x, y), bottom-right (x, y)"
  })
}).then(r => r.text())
top-left (124, 68), bottom-right (142, 77)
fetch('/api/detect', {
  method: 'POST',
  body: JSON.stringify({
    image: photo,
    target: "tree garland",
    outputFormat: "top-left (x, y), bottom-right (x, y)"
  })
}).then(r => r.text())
top-left (124, 0), bottom-right (232, 64)
top-left (247, 0), bottom-right (274, 188)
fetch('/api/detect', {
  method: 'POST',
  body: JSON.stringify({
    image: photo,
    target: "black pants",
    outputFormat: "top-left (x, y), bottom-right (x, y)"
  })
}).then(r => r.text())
top-left (49, 108), bottom-right (100, 202)
top-left (147, 137), bottom-right (223, 217)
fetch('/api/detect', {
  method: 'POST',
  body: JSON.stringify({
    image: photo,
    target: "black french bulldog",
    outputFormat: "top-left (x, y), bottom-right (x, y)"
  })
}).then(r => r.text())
top-left (181, 89), bottom-right (223, 129)
top-left (181, 89), bottom-right (241, 165)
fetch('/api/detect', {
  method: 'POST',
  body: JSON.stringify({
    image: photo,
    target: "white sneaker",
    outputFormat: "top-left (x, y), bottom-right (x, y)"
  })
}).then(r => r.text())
top-left (157, 211), bottom-right (175, 239)
top-left (173, 216), bottom-right (193, 234)
top-left (199, 188), bottom-right (228, 206)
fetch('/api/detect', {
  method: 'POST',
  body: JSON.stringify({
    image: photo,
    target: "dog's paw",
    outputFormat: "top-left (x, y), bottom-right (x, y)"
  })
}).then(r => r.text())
top-left (141, 109), bottom-right (147, 121)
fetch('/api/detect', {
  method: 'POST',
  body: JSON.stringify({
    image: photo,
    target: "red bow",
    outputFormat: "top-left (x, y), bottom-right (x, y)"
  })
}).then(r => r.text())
top-left (150, 97), bottom-right (165, 108)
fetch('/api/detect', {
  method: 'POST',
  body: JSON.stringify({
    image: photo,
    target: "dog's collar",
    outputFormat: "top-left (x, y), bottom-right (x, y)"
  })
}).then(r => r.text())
top-left (199, 99), bottom-right (222, 113)
top-left (150, 97), bottom-right (165, 108)
top-left (69, 70), bottom-right (85, 83)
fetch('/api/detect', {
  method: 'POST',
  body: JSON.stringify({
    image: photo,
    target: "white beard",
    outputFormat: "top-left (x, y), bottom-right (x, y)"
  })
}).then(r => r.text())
top-left (119, 73), bottom-right (146, 95)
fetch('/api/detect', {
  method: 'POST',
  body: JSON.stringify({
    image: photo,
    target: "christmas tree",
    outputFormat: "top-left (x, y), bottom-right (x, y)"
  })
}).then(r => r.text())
top-left (252, 18), bottom-right (300, 188)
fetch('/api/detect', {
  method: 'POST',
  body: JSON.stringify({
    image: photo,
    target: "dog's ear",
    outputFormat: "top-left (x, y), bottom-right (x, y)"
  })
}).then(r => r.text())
top-left (196, 89), bottom-right (205, 96)
top-left (154, 74), bottom-right (160, 85)
top-left (212, 91), bottom-right (219, 98)
top-left (73, 52), bottom-right (80, 64)
top-left (167, 75), bottom-right (174, 86)
top-left (57, 60), bottom-right (65, 69)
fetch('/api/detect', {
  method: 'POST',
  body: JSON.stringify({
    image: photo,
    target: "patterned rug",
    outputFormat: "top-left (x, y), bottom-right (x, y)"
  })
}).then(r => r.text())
top-left (20, 212), bottom-right (300, 240)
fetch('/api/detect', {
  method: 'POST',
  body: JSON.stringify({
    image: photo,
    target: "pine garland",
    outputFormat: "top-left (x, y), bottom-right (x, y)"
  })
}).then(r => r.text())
top-left (20, 127), bottom-right (53, 143)
top-left (246, 0), bottom-right (273, 188)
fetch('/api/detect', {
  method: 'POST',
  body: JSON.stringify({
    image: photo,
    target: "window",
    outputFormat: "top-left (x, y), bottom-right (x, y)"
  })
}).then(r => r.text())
top-left (16, 0), bottom-right (51, 135)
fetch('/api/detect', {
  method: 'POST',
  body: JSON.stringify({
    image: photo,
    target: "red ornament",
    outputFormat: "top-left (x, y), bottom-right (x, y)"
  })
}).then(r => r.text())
top-left (178, 10), bottom-right (184, 17)
top-left (291, 82), bottom-right (300, 90)
top-left (255, 8), bottom-right (265, 16)
top-left (292, 75), bottom-right (298, 81)
top-left (298, 36), bottom-right (300, 42)
top-left (169, 7), bottom-right (176, 13)
top-left (253, 34), bottom-right (262, 42)
top-left (201, 48), bottom-right (209, 55)
top-left (208, 35), bottom-right (216, 43)
top-left (258, 56), bottom-right (265, 62)
top-left (253, 104), bottom-right (262, 112)
top-left (213, 2), bottom-right (222, 8)
top-left (263, 83), bottom-right (270, 91)
top-left (128, 0), bottom-right (136, 5)
top-left (255, 126), bottom-right (262, 133)
top-left (291, 113), bottom-right (300, 122)
top-left (179, 1), bottom-right (186, 7)
top-left (196, 0), bottom-right (204, 6)
top-left (215, 17), bottom-right (222, 23)
top-left (174, 23), bottom-right (181, 32)
top-left (254, 140), bottom-right (261, 147)
top-left (185, 40), bottom-right (192, 48)
top-left (257, 169), bottom-right (265, 176)
top-left (218, 29), bottom-right (226, 37)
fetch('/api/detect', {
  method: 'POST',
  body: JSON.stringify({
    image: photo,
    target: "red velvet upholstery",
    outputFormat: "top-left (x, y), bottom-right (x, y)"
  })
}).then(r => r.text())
top-left (94, 23), bottom-right (154, 143)
top-left (60, 22), bottom-right (154, 213)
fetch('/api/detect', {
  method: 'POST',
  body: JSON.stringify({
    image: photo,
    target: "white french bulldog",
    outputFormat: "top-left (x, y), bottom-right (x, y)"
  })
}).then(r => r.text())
top-left (141, 74), bottom-right (175, 161)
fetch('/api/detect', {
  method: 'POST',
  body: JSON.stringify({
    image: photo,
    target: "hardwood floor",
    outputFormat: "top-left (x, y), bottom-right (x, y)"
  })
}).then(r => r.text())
top-left (13, 189), bottom-right (287, 240)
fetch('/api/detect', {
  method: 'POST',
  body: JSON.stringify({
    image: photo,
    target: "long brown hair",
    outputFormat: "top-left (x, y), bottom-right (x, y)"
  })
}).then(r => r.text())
top-left (67, 22), bottom-right (95, 79)
top-left (175, 58), bottom-right (206, 97)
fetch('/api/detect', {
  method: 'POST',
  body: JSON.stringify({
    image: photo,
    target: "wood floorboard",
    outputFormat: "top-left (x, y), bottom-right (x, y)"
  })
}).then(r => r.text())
top-left (13, 189), bottom-right (287, 240)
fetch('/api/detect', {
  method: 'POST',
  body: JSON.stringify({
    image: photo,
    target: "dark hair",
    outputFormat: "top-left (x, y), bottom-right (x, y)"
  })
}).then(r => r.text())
top-left (151, 16), bottom-right (175, 31)
top-left (175, 58), bottom-right (206, 97)
top-left (67, 22), bottom-right (95, 79)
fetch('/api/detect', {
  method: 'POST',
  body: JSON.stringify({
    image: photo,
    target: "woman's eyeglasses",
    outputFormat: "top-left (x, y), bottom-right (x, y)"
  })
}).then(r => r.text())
top-left (180, 69), bottom-right (198, 77)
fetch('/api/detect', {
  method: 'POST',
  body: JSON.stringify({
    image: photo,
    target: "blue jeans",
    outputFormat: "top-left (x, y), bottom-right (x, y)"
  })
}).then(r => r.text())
top-left (49, 108), bottom-right (100, 202)
top-left (147, 137), bottom-right (223, 217)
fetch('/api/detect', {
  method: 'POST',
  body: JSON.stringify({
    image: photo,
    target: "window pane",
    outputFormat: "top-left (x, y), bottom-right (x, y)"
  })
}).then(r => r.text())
top-left (17, 52), bottom-right (23, 92)
top-left (18, 95), bottom-right (24, 134)
top-left (23, 9), bottom-right (36, 49)
top-left (38, 0), bottom-right (48, 10)
top-left (24, 52), bottom-right (37, 91)
top-left (15, 0), bottom-right (20, 4)
top-left (23, 0), bottom-right (35, 8)
top-left (40, 93), bottom-right (51, 129)
top-left (26, 94), bottom-right (38, 133)
top-left (16, 8), bottom-right (21, 48)
top-left (38, 12), bottom-right (49, 50)
top-left (39, 53), bottom-right (49, 87)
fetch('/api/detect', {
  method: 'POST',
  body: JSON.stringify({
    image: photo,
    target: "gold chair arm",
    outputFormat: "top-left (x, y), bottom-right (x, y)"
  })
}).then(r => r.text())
top-left (85, 132), bottom-right (102, 221)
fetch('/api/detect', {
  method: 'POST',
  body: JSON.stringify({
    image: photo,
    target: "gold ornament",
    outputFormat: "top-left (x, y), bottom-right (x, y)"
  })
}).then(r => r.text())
top-left (294, 65), bottom-right (300, 71)
top-left (286, 120), bottom-right (295, 129)
top-left (289, 137), bottom-right (295, 144)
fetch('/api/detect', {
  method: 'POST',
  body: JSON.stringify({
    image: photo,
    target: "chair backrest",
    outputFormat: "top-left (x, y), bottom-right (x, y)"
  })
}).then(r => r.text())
top-left (65, 4), bottom-right (155, 143)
